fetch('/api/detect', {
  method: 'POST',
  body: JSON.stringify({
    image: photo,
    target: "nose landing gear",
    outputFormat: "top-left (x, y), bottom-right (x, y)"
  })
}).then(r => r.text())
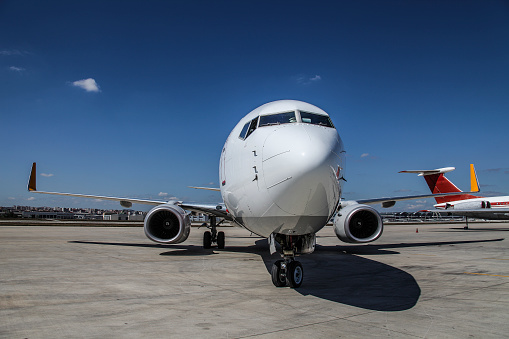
top-left (270, 234), bottom-right (310, 288)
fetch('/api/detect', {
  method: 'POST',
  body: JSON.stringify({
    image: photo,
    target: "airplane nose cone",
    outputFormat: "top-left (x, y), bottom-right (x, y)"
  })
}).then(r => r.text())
top-left (261, 124), bottom-right (342, 216)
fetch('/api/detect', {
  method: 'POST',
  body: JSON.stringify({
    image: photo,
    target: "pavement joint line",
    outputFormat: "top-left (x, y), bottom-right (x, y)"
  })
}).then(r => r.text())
top-left (419, 281), bottom-right (509, 303)
top-left (464, 272), bottom-right (509, 278)
top-left (482, 258), bottom-right (509, 260)
top-left (244, 301), bottom-right (427, 339)
top-left (235, 309), bottom-right (423, 339)
top-left (407, 253), bottom-right (437, 256)
top-left (339, 309), bottom-right (427, 338)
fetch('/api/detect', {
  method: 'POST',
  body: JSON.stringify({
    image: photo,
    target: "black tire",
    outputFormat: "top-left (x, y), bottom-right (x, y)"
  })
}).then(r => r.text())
top-left (271, 260), bottom-right (286, 287)
top-left (286, 261), bottom-right (303, 288)
top-left (203, 231), bottom-right (212, 249)
top-left (217, 231), bottom-right (225, 249)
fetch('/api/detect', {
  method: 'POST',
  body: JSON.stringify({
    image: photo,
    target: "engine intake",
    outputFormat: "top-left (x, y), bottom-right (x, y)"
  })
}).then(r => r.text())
top-left (144, 204), bottom-right (191, 244)
top-left (334, 204), bottom-right (383, 243)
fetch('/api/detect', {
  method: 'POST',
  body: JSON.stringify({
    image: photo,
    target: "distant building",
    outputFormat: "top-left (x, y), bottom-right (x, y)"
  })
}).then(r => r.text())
top-left (21, 211), bottom-right (75, 219)
top-left (189, 212), bottom-right (210, 222)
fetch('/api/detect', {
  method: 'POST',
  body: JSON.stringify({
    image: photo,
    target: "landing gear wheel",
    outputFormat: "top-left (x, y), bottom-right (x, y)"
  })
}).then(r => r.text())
top-left (271, 260), bottom-right (287, 287)
top-left (203, 231), bottom-right (212, 249)
top-left (286, 261), bottom-right (303, 288)
top-left (217, 231), bottom-right (225, 249)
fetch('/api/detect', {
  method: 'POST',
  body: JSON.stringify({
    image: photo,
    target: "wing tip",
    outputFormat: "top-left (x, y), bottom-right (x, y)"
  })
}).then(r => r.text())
top-left (188, 186), bottom-right (221, 192)
top-left (28, 162), bottom-right (37, 191)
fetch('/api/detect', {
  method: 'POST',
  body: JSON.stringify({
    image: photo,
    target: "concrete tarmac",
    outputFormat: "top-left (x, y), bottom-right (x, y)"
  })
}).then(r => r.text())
top-left (1, 223), bottom-right (508, 338)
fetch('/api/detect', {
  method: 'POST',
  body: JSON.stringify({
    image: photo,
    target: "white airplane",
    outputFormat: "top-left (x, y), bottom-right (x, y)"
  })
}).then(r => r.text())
top-left (401, 165), bottom-right (509, 221)
top-left (28, 100), bottom-right (475, 288)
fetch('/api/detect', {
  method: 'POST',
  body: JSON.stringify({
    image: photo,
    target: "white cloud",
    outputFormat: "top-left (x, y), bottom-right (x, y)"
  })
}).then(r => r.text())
top-left (72, 78), bottom-right (100, 92)
top-left (27, 197), bottom-right (35, 201)
top-left (0, 49), bottom-right (23, 56)
top-left (9, 66), bottom-right (25, 72)
top-left (158, 192), bottom-right (168, 197)
top-left (295, 74), bottom-right (322, 85)
top-left (361, 153), bottom-right (370, 158)
top-left (405, 203), bottom-right (426, 210)
top-left (8, 197), bottom-right (15, 200)
top-left (41, 173), bottom-right (54, 177)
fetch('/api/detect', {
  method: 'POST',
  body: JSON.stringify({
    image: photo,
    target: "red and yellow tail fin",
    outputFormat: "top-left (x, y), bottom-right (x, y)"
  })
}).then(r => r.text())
top-left (400, 165), bottom-right (481, 204)
top-left (470, 164), bottom-right (479, 193)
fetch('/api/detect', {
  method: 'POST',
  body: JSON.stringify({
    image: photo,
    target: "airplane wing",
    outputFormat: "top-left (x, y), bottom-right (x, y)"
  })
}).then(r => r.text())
top-left (28, 162), bottom-right (231, 219)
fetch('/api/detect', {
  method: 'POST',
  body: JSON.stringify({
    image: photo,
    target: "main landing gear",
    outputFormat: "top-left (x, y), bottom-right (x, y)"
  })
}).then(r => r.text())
top-left (464, 217), bottom-right (469, 230)
top-left (202, 216), bottom-right (225, 249)
top-left (270, 234), bottom-right (308, 288)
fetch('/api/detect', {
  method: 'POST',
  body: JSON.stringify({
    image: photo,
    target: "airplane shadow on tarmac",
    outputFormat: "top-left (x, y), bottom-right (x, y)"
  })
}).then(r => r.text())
top-left (70, 237), bottom-right (503, 312)
top-left (292, 238), bottom-right (503, 311)
top-left (256, 240), bottom-right (420, 312)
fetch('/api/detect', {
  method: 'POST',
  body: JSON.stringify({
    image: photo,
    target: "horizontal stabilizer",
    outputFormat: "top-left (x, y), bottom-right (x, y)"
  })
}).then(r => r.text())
top-left (399, 167), bottom-right (455, 177)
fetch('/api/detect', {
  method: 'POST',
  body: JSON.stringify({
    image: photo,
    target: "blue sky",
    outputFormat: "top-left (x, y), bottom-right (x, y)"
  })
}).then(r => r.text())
top-left (1, 0), bottom-right (509, 212)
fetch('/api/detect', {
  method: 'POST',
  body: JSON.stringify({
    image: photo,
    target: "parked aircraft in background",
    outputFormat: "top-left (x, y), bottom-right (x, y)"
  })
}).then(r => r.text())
top-left (28, 100), bottom-right (475, 287)
top-left (401, 165), bottom-right (509, 223)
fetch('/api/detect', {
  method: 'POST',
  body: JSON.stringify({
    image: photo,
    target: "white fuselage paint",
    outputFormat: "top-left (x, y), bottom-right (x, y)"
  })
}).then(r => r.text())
top-left (219, 100), bottom-right (345, 237)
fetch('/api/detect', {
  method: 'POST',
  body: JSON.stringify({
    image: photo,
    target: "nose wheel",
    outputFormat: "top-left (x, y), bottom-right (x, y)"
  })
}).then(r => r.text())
top-left (270, 234), bottom-right (307, 288)
top-left (271, 258), bottom-right (303, 288)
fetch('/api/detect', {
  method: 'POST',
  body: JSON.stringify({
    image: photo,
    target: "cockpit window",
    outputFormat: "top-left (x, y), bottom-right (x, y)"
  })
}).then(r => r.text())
top-left (239, 122), bottom-right (250, 139)
top-left (245, 117), bottom-right (258, 138)
top-left (300, 111), bottom-right (334, 128)
top-left (258, 111), bottom-right (296, 127)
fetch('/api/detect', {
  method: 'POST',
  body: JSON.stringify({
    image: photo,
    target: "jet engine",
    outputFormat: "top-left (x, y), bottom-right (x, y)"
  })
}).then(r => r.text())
top-left (144, 204), bottom-right (191, 244)
top-left (334, 204), bottom-right (383, 243)
top-left (446, 200), bottom-right (491, 210)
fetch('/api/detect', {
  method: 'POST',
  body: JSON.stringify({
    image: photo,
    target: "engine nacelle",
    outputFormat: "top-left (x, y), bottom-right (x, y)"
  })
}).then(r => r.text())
top-left (334, 204), bottom-right (383, 243)
top-left (144, 204), bottom-right (191, 244)
top-left (448, 200), bottom-right (491, 210)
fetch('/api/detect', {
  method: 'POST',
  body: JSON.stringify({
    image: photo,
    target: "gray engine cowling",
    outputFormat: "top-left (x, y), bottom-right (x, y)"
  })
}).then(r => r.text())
top-left (334, 204), bottom-right (383, 243)
top-left (447, 200), bottom-right (491, 209)
top-left (144, 204), bottom-right (191, 244)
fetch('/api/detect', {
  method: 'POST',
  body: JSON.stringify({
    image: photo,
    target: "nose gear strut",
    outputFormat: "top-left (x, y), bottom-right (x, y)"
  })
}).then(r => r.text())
top-left (270, 234), bottom-right (304, 288)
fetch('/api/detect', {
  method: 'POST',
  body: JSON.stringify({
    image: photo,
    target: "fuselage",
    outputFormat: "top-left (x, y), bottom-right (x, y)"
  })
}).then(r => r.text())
top-left (219, 100), bottom-right (345, 237)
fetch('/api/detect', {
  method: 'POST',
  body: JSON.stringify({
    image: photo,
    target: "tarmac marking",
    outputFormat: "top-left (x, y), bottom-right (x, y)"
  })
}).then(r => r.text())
top-left (482, 258), bottom-right (509, 261)
top-left (464, 272), bottom-right (509, 278)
